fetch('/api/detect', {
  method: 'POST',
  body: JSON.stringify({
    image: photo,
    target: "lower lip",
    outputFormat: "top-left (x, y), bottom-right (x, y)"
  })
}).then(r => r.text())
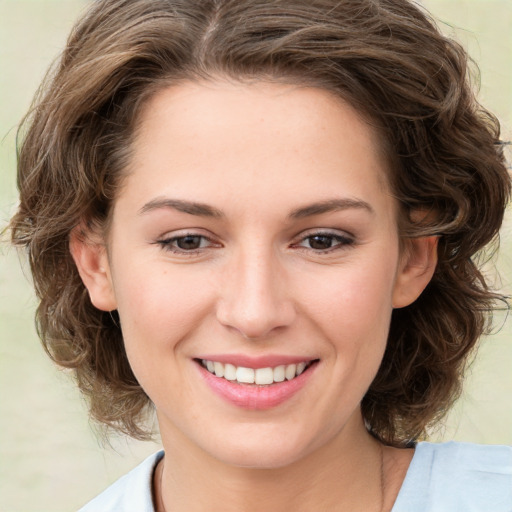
top-left (196, 361), bottom-right (318, 410)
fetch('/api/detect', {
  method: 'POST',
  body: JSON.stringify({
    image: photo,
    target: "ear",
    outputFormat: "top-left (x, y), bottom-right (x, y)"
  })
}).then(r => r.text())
top-left (69, 227), bottom-right (117, 311)
top-left (392, 235), bottom-right (438, 309)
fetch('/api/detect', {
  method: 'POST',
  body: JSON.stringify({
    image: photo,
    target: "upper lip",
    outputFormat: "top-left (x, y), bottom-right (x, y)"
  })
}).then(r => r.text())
top-left (195, 354), bottom-right (318, 369)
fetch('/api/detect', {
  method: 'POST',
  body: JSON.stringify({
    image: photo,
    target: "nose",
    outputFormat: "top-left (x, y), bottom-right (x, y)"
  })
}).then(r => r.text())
top-left (215, 246), bottom-right (296, 340)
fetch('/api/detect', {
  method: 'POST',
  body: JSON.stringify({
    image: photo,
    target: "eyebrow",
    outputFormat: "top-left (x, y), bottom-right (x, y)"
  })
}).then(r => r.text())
top-left (139, 198), bottom-right (224, 218)
top-left (139, 196), bottom-right (374, 219)
top-left (288, 198), bottom-right (374, 219)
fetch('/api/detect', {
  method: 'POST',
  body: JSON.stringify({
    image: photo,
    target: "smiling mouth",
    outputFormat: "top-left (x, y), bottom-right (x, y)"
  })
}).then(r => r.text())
top-left (197, 359), bottom-right (318, 386)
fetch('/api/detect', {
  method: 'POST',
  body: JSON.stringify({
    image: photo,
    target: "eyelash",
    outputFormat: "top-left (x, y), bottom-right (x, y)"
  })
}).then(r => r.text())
top-left (155, 231), bottom-right (355, 255)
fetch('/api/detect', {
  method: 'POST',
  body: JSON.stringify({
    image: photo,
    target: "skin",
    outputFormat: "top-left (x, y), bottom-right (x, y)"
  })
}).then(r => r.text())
top-left (71, 81), bottom-right (437, 511)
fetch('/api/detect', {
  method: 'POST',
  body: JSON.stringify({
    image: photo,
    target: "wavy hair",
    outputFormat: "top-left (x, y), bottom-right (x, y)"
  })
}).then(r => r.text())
top-left (10, 0), bottom-right (511, 444)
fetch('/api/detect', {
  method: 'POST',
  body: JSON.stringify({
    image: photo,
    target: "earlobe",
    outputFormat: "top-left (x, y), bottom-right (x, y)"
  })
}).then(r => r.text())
top-left (392, 236), bottom-right (438, 309)
top-left (69, 228), bottom-right (117, 312)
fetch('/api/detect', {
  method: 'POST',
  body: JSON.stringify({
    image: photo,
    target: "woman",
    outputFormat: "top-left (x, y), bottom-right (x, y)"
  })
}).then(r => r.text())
top-left (9, 0), bottom-right (511, 510)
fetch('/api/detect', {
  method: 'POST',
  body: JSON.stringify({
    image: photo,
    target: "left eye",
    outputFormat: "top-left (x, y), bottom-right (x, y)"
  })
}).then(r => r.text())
top-left (297, 233), bottom-right (353, 251)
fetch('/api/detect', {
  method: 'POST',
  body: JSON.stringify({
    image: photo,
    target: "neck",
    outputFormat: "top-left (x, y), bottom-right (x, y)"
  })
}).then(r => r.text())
top-left (155, 414), bottom-right (394, 512)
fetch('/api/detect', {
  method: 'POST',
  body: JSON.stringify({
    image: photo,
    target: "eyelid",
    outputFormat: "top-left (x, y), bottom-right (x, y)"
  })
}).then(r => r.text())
top-left (156, 227), bottom-right (217, 243)
top-left (294, 228), bottom-right (355, 242)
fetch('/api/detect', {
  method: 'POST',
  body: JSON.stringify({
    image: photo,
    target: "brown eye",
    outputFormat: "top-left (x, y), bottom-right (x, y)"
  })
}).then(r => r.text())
top-left (157, 234), bottom-right (214, 253)
top-left (296, 232), bottom-right (355, 252)
top-left (307, 235), bottom-right (336, 250)
top-left (176, 235), bottom-right (203, 250)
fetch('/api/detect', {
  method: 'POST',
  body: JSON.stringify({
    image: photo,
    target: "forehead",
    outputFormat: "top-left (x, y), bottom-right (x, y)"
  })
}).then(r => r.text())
top-left (134, 80), bottom-right (386, 160)
top-left (120, 80), bottom-right (395, 220)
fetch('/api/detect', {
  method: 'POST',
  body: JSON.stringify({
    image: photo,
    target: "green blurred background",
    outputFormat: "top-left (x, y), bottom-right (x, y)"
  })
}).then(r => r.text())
top-left (0, 1), bottom-right (510, 510)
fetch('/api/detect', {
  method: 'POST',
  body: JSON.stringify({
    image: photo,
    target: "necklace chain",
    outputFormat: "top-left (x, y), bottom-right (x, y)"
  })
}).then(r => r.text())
top-left (379, 442), bottom-right (386, 512)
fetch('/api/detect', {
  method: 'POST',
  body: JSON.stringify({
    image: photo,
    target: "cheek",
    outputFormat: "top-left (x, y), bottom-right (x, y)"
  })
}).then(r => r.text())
top-left (301, 259), bottom-right (397, 342)
top-left (112, 264), bottom-right (214, 362)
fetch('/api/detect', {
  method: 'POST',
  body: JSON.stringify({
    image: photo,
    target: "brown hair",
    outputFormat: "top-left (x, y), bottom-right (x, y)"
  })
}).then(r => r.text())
top-left (10, 0), bottom-right (511, 445)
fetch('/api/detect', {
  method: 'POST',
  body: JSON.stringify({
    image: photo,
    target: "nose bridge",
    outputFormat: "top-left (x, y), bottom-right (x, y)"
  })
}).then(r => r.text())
top-left (216, 240), bottom-right (295, 339)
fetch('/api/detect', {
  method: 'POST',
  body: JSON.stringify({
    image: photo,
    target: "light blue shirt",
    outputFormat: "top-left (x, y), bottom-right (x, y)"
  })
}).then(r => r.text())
top-left (78, 442), bottom-right (512, 511)
top-left (393, 442), bottom-right (512, 511)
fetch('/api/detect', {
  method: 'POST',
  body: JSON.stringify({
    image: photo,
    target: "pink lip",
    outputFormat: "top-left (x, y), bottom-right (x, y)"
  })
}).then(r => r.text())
top-left (195, 359), bottom-right (318, 410)
top-left (196, 353), bottom-right (314, 369)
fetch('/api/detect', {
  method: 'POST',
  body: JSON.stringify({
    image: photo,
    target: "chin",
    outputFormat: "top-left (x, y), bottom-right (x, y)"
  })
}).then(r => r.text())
top-left (219, 446), bottom-right (306, 470)
top-left (203, 430), bottom-right (320, 470)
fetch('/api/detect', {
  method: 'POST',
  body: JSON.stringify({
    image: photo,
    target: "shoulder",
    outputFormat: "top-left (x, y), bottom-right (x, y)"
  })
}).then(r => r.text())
top-left (78, 451), bottom-right (164, 512)
top-left (419, 440), bottom-right (512, 466)
top-left (392, 442), bottom-right (512, 512)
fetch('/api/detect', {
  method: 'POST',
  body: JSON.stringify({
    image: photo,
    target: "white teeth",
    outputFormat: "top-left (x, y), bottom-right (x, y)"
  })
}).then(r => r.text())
top-left (255, 367), bottom-right (274, 385)
top-left (296, 362), bottom-right (307, 375)
top-left (213, 361), bottom-right (224, 378)
top-left (285, 364), bottom-right (296, 380)
top-left (273, 365), bottom-right (285, 382)
top-left (236, 366), bottom-right (255, 384)
top-left (201, 360), bottom-right (313, 385)
top-left (224, 363), bottom-right (237, 381)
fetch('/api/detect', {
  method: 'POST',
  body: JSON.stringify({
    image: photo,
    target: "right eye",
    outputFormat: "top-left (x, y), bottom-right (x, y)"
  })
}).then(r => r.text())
top-left (156, 234), bottom-right (215, 254)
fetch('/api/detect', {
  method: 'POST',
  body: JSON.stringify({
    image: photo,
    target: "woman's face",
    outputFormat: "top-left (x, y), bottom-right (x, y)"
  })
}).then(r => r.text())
top-left (77, 81), bottom-right (435, 468)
